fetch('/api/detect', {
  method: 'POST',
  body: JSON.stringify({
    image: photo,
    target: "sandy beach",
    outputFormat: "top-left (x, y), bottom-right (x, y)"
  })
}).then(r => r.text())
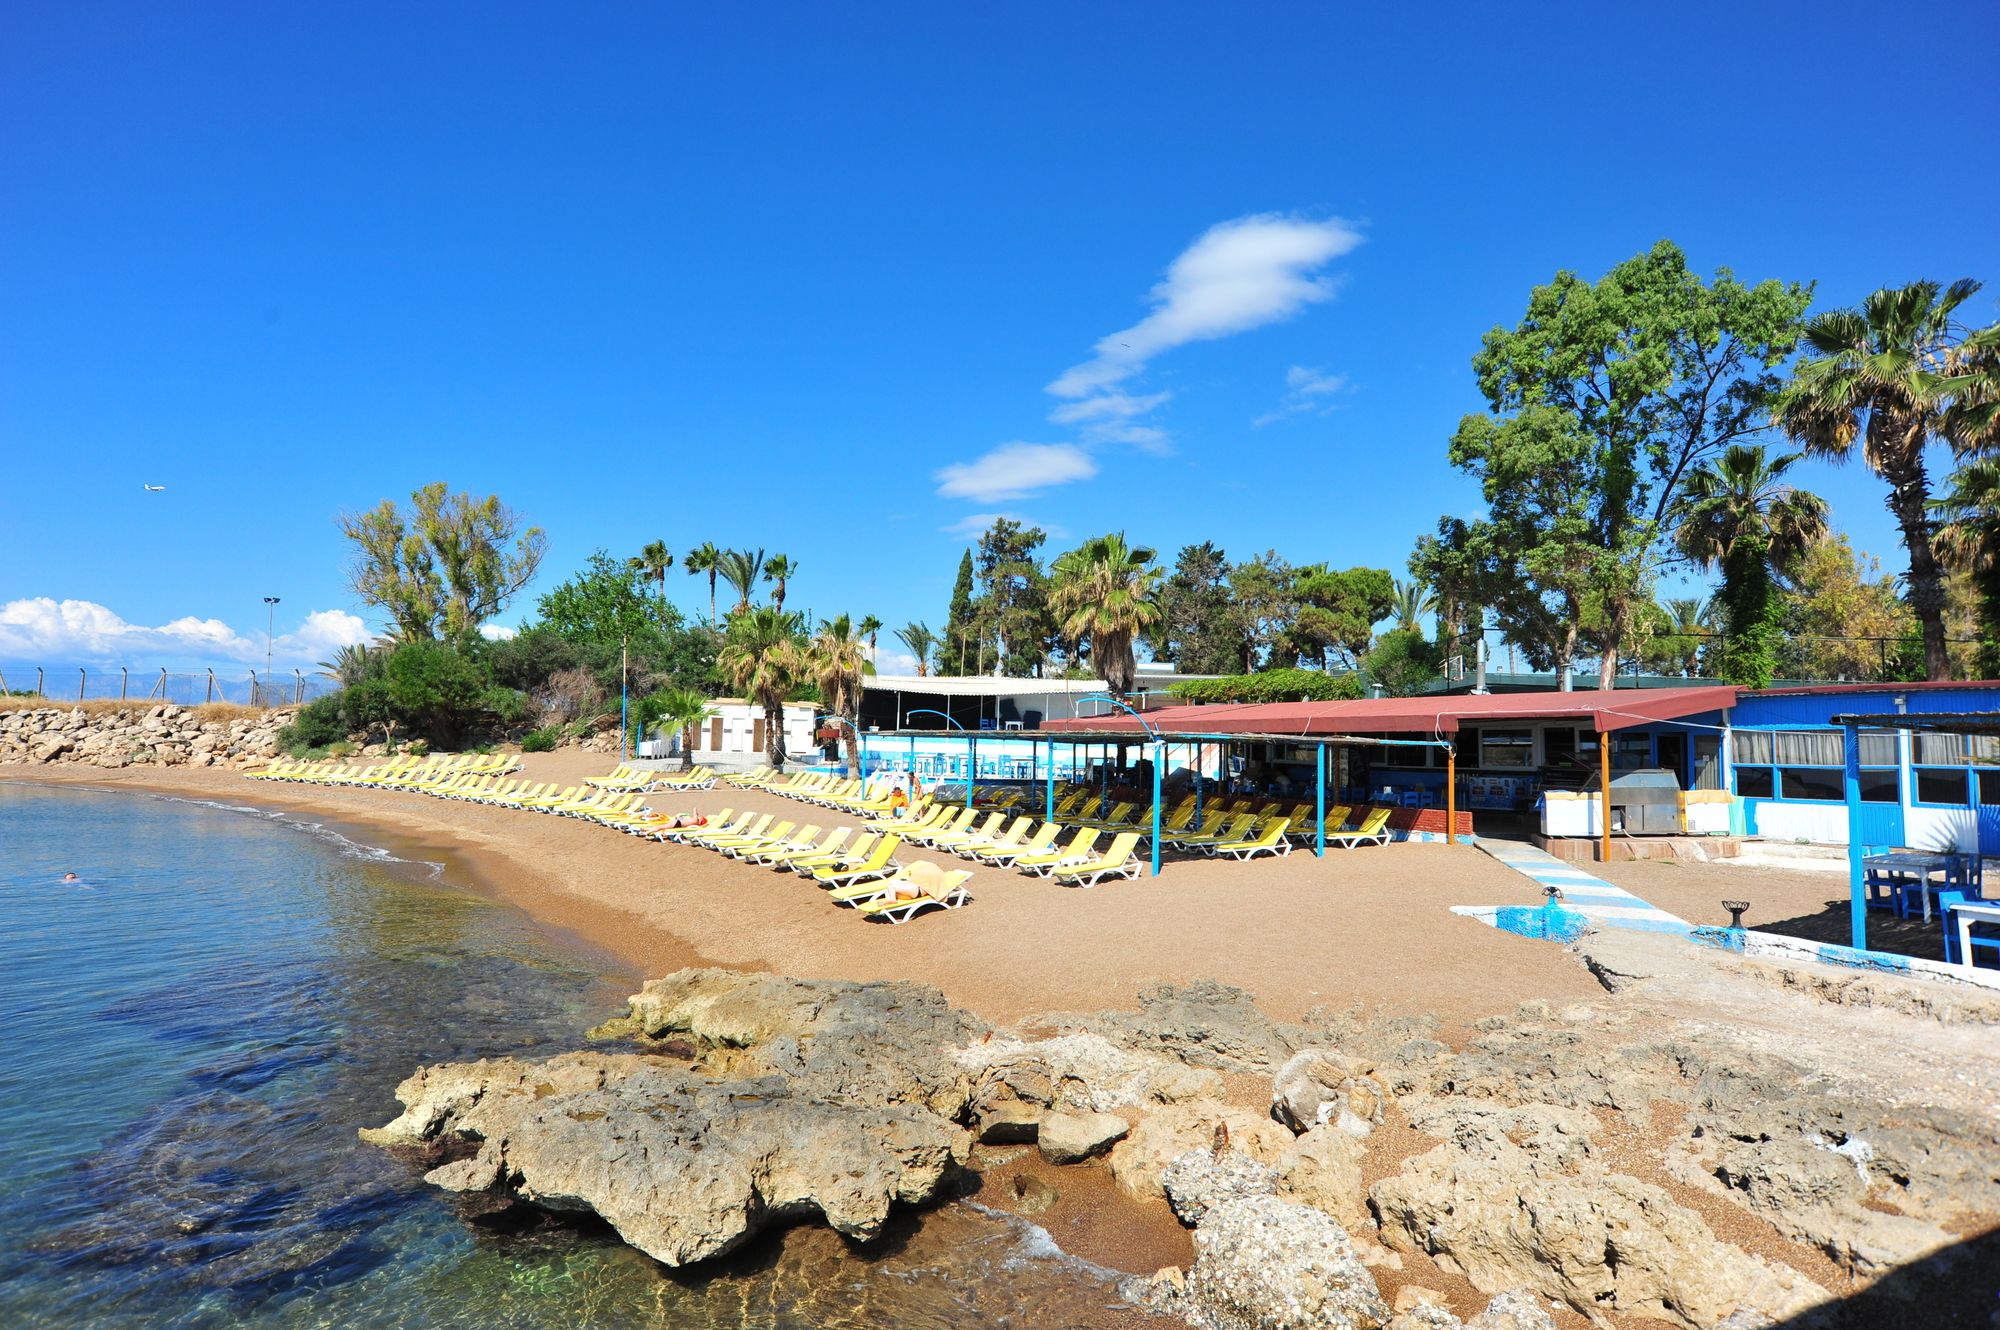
top-left (4, 753), bottom-right (1602, 1033)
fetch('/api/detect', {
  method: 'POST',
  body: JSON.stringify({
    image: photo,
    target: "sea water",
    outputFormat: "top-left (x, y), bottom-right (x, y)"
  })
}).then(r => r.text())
top-left (0, 784), bottom-right (1156, 1329)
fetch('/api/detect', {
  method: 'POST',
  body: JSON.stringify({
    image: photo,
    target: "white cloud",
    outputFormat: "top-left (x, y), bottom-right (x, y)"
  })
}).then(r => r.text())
top-left (1046, 390), bottom-right (1171, 426)
top-left (479, 622), bottom-right (519, 641)
top-left (934, 443), bottom-right (1097, 503)
top-left (1047, 213), bottom-right (1362, 400)
top-left (1252, 364), bottom-right (1350, 426)
top-left (940, 512), bottom-right (1019, 537)
top-left (872, 648), bottom-right (921, 677)
top-left (0, 597), bottom-right (370, 668)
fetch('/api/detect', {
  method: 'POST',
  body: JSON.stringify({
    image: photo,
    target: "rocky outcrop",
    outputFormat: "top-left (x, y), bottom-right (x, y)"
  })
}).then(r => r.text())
top-left (361, 1052), bottom-right (966, 1266)
top-left (0, 704), bottom-right (292, 768)
top-left (953, 1030), bottom-right (1224, 1142)
top-left (1369, 1105), bottom-right (1828, 1328)
top-left (1110, 1101), bottom-right (1295, 1201)
top-left (1271, 1046), bottom-right (1387, 1136)
top-left (1036, 1111), bottom-right (1129, 1164)
top-left (1035, 978), bottom-right (1313, 1073)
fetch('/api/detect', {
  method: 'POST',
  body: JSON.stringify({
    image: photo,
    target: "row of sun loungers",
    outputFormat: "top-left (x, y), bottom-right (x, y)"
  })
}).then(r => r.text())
top-left (643, 810), bottom-right (972, 922)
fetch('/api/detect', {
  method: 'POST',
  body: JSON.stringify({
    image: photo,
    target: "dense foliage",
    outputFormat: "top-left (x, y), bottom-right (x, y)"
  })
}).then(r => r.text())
top-left (1168, 668), bottom-right (1364, 704)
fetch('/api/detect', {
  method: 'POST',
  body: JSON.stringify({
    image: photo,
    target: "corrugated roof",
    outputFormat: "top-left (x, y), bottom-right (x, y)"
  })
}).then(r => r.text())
top-left (1037, 685), bottom-right (1739, 736)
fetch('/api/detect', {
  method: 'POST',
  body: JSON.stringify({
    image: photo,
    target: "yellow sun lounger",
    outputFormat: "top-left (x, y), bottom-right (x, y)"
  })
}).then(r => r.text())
top-left (756, 826), bottom-right (850, 867)
top-left (1050, 832), bottom-right (1145, 887)
top-left (972, 822), bottom-right (1060, 863)
top-left (1208, 816), bottom-right (1294, 860)
top-left (811, 836), bottom-right (902, 887)
top-left (1015, 828), bottom-right (1099, 876)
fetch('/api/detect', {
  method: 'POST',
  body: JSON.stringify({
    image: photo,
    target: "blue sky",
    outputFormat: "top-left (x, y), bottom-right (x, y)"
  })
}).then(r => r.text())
top-left (4, 1), bottom-right (1998, 674)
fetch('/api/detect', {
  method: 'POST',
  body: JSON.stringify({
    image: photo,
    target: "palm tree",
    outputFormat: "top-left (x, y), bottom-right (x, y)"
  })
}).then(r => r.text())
top-left (1387, 577), bottom-right (1434, 634)
top-left (716, 547), bottom-right (766, 616)
top-left (1935, 456), bottom-right (2000, 678)
top-left (634, 686), bottom-right (715, 772)
top-left (809, 614), bottom-right (870, 777)
top-left (857, 614), bottom-right (883, 661)
top-left (895, 621), bottom-right (936, 677)
top-left (763, 553), bottom-right (799, 612)
top-left (1675, 444), bottom-right (1828, 687)
top-left (316, 642), bottom-right (375, 686)
top-left (716, 606), bottom-right (805, 768)
top-left (1049, 532), bottom-right (1162, 696)
top-left (683, 542), bottom-right (723, 626)
top-left (1657, 596), bottom-right (1708, 677)
top-left (1774, 279), bottom-right (1982, 680)
top-left (628, 540), bottom-right (672, 607)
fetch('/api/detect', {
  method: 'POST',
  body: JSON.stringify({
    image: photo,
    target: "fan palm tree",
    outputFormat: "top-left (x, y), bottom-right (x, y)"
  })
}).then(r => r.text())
top-left (627, 540), bottom-right (673, 607)
top-left (1049, 532), bottom-right (1162, 696)
top-left (716, 547), bottom-right (766, 617)
top-left (1387, 577), bottom-right (1434, 634)
top-left (857, 614), bottom-right (882, 661)
top-left (1934, 456), bottom-right (2000, 678)
top-left (716, 606), bottom-right (806, 769)
top-left (809, 613), bottom-right (871, 777)
top-left (683, 542), bottom-right (723, 627)
top-left (1774, 278), bottom-right (1982, 680)
top-left (1675, 445), bottom-right (1828, 687)
top-left (895, 621), bottom-right (936, 677)
top-left (1657, 596), bottom-right (1708, 677)
top-left (636, 686), bottom-right (715, 772)
top-left (316, 642), bottom-right (376, 686)
top-left (763, 553), bottom-right (799, 612)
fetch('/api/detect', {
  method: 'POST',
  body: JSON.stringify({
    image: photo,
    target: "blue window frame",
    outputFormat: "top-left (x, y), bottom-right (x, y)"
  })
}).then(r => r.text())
top-left (1914, 768), bottom-right (1971, 807)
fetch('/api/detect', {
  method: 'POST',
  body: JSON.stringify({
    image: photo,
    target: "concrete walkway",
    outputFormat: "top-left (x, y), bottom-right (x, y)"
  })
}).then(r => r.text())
top-left (1460, 838), bottom-right (1692, 936)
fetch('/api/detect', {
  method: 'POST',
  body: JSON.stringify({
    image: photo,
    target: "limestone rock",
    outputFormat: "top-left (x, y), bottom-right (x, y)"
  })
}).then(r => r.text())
top-left (1179, 1193), bottom-right (1391, 1330)
top-left (1370, 1131), bottom-right (1826, 1330)
top-left (1464, 1289), bottom-right (1559, 1330)
top-left (362, 1051), bottom-right (967, 1267)
top-left (955, 1030), bottom-right (1226, 1114)
top-left (1276, 1122), bottom-right (1368, 1226)
top-left (1272, 1047), bottom-right (1387, 1136)
top-left (1161, 1147), bottom-right (1278, 1226)
top-left (1037, 1111), bottom-right (1129, 1164)
top-left (1035, 978), bottom-right (1311, 1073)
top-left (1110, 1101), bottom-right (1294, 1201)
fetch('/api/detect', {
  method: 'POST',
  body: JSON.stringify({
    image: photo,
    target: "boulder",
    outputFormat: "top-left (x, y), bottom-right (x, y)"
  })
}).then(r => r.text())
top-left (1271, 1047), bottom-right (1387, 1136)
top-left (1178, 1193), bottom-right (1390, 1330)
top-left (1276, 1123), bottom-right (1368, 1226)
top-left (1037, 1111), bottom-right (1129, 1164)
top-left (1160, 1147), bottom-right (1277, 1226)
top-left (1035, 978), bottom-right (1312, 1073)
top-left (362, 1051), bottom-right (968, 1267)
top-left (954, 1031), bottom-right (1225, 1114)
top-left (1110, 1101), bottom-right (1295, 1201)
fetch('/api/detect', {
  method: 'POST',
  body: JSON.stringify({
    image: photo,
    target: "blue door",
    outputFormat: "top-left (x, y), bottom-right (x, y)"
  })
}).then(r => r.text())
top-left (1850, 801), bottom-right (1905, 851)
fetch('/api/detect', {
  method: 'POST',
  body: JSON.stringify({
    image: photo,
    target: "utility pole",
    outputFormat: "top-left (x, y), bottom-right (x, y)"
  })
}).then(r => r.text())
top-left (262, 596), bottom-right (281, 704)
top-left (620, 635), bottom-right (630, 761)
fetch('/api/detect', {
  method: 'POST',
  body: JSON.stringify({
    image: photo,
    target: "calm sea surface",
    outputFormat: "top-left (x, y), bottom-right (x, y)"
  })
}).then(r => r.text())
top-left (0, 784), bottom-right (1148, 1329)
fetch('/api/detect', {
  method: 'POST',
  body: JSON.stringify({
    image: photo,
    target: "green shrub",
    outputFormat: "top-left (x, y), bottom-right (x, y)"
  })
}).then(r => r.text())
top-left (521, 727), bottom-right (560, 753)
top-left (480, 686), bottom-right (530, 727)
top-left (384, 640), bottom-right (489, 746)
top-left (279, 693), bottom-right (349, 753)
top-left (326, 740), bottom-right (357, 758)
top-left (1168, 668), bottom-right (1364, 705)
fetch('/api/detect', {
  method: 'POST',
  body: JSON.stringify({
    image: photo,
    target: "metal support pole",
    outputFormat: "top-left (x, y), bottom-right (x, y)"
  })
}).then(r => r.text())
top-left (1315, 743), bottom-right (1326, 857)
top-left (620, 638), bottom-right (629, 762)
top-left (1446, 741), bottom-right (1458, 845)
top-left (120, 667), bottom-right (128, 701)
top-left (969, 736), bottom-right (977, 807)
top-left (908, 735), bottom-right (915, 792)
top-left (1843, 724), bottom-right (1867, 951)
top-left (78, 668), bottom-right (86, 703)
top-left (36, 667), bottom-right (44, 697)
top-left (1045, 743), bottom-right (1055, 820)
top-left (1598, 733), bottom-right (1612, 864)
top-left (205, 670), bottom-right (215, 704)
top-left (1151, 738), bottom-right (1163, 876)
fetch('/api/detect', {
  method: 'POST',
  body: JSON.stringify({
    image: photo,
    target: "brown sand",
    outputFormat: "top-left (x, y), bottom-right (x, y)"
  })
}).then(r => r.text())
top-left (4, 755), bottom-right (1601, 1032)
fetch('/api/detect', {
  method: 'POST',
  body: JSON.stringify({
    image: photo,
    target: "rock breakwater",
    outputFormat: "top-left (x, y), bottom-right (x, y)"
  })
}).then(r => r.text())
top-left (0, 704), bottom-right (293, 768)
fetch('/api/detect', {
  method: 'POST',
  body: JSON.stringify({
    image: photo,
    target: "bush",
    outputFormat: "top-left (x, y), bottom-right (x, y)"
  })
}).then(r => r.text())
top-left (481, 685), bottom-right (530, 728)
top-left (279, 693), bottom-right (349, 753)
top-left (1168, 667), bottom-right (1364, 704)
top-left (326, 740), bottom-right (357, 758)
top-left (1359, 629), bottom-right (1442, 698)
top-left (521, 726), bottom-right (560, 753)
top-left (385, 640), bottom-right (489, 747)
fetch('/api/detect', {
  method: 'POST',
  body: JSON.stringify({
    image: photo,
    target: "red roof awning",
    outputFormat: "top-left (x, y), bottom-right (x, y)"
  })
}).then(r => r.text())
top-left (1039, 685), bottom-right (1738, 737)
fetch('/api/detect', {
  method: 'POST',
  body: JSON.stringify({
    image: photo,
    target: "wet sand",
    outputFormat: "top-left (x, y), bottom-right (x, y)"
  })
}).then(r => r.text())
top-left (4, 754), bottom-right (1601, 1033)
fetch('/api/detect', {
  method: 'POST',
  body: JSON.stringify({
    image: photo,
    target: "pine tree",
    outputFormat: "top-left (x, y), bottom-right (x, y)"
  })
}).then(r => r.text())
top-left (940, 549), bottom-right (992, 674)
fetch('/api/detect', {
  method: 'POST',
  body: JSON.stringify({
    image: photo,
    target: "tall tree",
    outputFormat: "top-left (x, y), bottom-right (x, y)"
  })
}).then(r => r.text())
top-left (1774, 279), bottom-right (1985, 679)
top-left (857, 614), bottom-right (883, 661)
top-left (1467, 241), bottom-right (1812, 686)
top-left (1149, 542), bottom-right (1240, 675)
top-left (1448, 406), bottom-right (1611, 687)
top-left (1388, 577), bottom-right (1434, 633)
top-left (1935, 456), bottom-right (2000, 679)
top-left (1049, 532), bottom-right (1162, 696)
top-left (894, 621), bottom-right (937, 677)
top-left (1279, 565), bottom-right (1395, 671)
top-left (683, 542), bottom-right (723, 626)
top-left (717, 547), bottom-right (766, 615)
top-left (763, 553), bottom-right (799, 612)
top-left (338, 482), bottom-right (547, 642)
top-left (808, 614), bottom-right (871, 777)
top-left (940, 549), bottom-right (990, 675)
top-left (1410, 518), bottom-right (1483, 668)
top-left (716, 606), bottom-right (806, 768)
top-left (971, 518), bottom-right (1055, 676)
top-left (628, 540), bottom-right (673, 606)
top-left (1225, 552), bottom-right (1294, 673)
top-left (1647, 597), bottom-right (1708, 677)
top-left (1674, 445), bottom-right (1828, 687)
top-left (635, 686), bottom-right (715, 772)
top-left (1775, 537), bottom-right (1913, 683)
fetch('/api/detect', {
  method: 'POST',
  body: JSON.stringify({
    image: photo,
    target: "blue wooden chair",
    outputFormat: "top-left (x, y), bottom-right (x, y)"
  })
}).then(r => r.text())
top-left (1939, 891), bottom-right (2000, 968)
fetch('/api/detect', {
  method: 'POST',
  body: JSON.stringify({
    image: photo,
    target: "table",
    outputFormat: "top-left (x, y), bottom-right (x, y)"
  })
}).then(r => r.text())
top-left (1948, 900), bottom-right (2000, 969)
top-left (1863, 851), bottom-right (1968, 923)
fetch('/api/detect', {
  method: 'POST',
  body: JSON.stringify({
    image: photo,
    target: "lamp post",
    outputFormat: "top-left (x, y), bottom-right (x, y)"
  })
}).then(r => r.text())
top-left (262, 597), bottom-right (281, 704)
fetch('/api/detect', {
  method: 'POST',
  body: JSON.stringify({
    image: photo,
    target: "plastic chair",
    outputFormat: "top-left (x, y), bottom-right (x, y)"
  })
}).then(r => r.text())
top-left (1401, 791), bottom-right (1422, 809)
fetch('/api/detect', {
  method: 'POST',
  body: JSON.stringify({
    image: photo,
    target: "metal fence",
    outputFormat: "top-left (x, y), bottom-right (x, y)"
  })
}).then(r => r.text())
top-left (0, 666), bottom-right (341, 708)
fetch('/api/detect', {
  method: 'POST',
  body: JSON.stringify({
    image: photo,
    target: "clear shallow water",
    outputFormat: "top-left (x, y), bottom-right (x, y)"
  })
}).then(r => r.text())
top-left (0, 784), bottom-right (1154, 1329)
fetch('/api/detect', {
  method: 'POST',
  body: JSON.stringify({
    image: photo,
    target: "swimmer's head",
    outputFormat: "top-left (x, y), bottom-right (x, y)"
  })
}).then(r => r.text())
top-left (62, 872), bottom-right (79, 882)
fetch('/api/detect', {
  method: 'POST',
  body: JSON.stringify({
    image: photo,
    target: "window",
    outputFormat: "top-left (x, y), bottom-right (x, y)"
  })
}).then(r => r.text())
top-left (1981, 770), bottom-right (2000, 805)
top-left (1611, 733), bottom-right (1652, 770)
top-left (1858, 771), bottom-right (1899, 804)
top-left (1480, 728), bottom-right (1534, 769)
top-left (1916, 769), bottom-right (1971, 806)
top-left (1734, 729), bottom-right (1896, 766)
top-left (1735, 730), bottom-right (1774, 764)
top-left (1544, 727), bottom-right (1578, 767)
top-left (1735, 767), bottom-right (1775, 798)
top-left (1915, 732), bottom-right (2000, 766)
top-left (1780, 767), bottom-right (1845, 801)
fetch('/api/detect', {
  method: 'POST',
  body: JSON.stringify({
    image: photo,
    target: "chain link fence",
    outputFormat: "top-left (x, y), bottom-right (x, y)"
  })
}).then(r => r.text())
top-left (0, 666), bottom-right (341, 708)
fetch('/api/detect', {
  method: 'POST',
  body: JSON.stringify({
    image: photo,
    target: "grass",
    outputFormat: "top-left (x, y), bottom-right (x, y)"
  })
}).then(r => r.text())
top-left (0, 697), bottom-right (280, 723)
